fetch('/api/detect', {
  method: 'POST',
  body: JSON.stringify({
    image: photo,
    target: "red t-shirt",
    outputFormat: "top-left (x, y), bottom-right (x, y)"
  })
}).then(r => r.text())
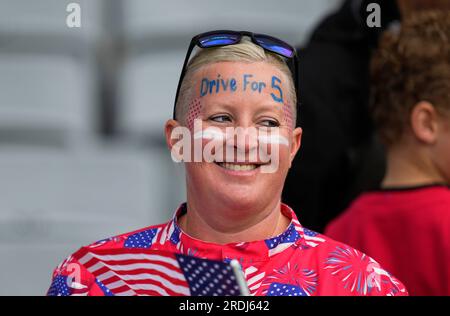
top-left (325, 185), bottom-right (450, 296)
top-left (47, 203), bottom-right (407, 296)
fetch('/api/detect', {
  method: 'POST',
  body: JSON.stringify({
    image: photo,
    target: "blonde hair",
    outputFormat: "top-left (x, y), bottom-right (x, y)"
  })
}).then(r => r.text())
top-left (175, 39), bottom-right (297, 125)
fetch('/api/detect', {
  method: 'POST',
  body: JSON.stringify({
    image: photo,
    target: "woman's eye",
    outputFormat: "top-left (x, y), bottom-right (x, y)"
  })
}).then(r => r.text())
top-left (210, 115), bottom-right (231, 123)
top-left (260, 120), bottom-right (280, 127)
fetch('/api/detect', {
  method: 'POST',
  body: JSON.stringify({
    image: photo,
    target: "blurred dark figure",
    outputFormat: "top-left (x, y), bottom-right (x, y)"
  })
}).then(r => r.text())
top-left (283, 0), bottom-right (401, 232)
top-left (326, 10), bottom-right (450, 295)
top-left (284, 0), bottom-right (450, 232)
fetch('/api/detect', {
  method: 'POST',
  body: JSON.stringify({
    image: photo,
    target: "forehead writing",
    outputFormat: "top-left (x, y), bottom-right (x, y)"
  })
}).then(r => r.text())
top-left (199, 73), bottom-right (284, 103)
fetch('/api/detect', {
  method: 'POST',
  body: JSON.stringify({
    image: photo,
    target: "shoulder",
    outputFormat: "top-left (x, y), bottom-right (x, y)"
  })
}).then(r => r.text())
top-left (85, 222), bottom-right (169, 250)
top-left (427, 186), bottom-right (450, 208)
top-left (47, 253), bottom-right (113, 296)
top-left (292, 228), bottom-right (408, 296)
top-left (47, 221), bottom-right (170, 296)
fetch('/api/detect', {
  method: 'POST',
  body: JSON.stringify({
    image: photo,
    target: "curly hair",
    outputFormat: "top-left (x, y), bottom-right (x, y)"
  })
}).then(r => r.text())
top-left (370, 10), bottom-right (450, 146)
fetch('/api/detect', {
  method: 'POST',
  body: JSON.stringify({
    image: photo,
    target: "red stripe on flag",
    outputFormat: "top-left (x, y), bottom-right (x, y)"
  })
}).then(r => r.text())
top-left (72, 247), bottom-right (190, 296)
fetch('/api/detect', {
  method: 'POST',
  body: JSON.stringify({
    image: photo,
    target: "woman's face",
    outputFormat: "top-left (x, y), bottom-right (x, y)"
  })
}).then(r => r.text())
top-left (169, 61), bottom-right (302, 213)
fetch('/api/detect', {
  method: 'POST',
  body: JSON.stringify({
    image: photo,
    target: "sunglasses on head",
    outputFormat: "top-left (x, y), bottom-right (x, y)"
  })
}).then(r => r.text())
top-left (172, 30), bottom-right (299, 120)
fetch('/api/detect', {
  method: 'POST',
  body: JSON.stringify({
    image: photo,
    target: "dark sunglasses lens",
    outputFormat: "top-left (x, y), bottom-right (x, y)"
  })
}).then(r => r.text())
top-left (254, 35), bottom-right (294, 58)
top-left (198, 33), bottom-right (240, 47)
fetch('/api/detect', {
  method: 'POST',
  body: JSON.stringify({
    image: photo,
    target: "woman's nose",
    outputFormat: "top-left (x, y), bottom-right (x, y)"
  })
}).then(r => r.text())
top-left (230, 127), bottom-right (259, 153)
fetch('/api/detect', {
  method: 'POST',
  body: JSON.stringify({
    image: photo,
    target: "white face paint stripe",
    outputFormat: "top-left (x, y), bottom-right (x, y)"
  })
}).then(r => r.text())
top-left (257, 134), bottom-right (289, 146)
top-left (193, 128), bottom-right (289, 146)
top-left (193, 128), bottom-right (225, 141)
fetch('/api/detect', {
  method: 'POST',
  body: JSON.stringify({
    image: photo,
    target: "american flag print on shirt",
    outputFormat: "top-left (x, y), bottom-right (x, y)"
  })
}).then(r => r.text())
top-left (48, 247), bottom-right (241, 296)
top-left (47, 203), bottom-right (408, 296)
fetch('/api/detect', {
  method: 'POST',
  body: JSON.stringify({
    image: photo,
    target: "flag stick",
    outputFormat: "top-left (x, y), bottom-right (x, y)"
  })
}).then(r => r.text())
top-left (230, 259), bottom-right (250, 296)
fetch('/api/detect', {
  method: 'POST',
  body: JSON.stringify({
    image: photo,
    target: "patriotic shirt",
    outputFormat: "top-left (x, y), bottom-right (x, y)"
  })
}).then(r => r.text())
top-left (48, 203), bottom-right (408, 296)
top-left (325, 185), bottom-right (450, 296)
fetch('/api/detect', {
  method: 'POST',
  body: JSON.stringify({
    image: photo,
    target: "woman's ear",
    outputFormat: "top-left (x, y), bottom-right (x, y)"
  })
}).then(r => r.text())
top-left (165, 119), bottom-right (181, 151)
top-left (410, 101), bottom-right (439, 145)
top-left (289, 127), bottom-right (302, 166)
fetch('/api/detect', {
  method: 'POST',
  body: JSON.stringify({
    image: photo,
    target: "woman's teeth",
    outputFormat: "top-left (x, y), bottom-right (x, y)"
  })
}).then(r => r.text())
top-left (217, 162), bottom-right (258, 171)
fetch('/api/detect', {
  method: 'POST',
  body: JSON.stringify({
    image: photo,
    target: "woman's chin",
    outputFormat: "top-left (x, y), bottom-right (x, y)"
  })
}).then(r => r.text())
top-left (215, 189), bottom-right (261, 210)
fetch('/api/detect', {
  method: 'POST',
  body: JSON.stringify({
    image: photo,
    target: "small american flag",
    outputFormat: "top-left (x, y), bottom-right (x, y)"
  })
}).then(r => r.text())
top-left (71, 247), bottom-right (242, 296)
top-left (47, 275), bottom-right (89, 296)
top-left (266, 282), bottom-right (308, 296)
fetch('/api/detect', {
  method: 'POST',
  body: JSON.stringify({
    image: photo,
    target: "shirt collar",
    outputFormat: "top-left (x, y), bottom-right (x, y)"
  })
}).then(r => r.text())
top-left (161, 202), bottom-right (304, 264)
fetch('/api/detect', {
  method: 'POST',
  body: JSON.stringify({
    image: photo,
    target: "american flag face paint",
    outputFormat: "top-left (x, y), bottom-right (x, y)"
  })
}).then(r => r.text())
top-left (186, 97), bottom-right (202, 131)
top-left (282, 102), bottom-right (294, 130)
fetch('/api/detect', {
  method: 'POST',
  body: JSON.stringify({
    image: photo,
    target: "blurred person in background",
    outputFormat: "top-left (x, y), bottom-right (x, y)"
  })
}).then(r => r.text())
top-left (325, 11), bottom-right (450, 296)
top-left (283, 0), bottom-right (450, 233)
top-left (47, 31), bottom-right (407, 296)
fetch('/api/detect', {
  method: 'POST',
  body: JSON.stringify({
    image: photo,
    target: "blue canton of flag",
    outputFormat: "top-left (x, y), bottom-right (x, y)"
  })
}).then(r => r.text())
top-left (90, 237), bottom-right (111, 247)
top-left (265, 224), bottom-right (300, 249)
top-left (95, 278), bottom-right (114, 296)
top-left (170, 225), bottom-right (181, 245)
top-left (303, 228), bottom-right (318, 237)
top-left (176, 254), bottom-right (241, 296)
top-left (47, 275), bottom-right (72, 296)
top-left (267, 282), bottom-right (307, 296)
top-left (124, 228), bottom-right (158, 248)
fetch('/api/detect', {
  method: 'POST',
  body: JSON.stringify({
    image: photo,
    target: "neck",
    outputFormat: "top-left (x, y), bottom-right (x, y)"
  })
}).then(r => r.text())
top-left (178, 195), bottom-right (290, 244)
top-left (382, 142), bottom-right (446, 188)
